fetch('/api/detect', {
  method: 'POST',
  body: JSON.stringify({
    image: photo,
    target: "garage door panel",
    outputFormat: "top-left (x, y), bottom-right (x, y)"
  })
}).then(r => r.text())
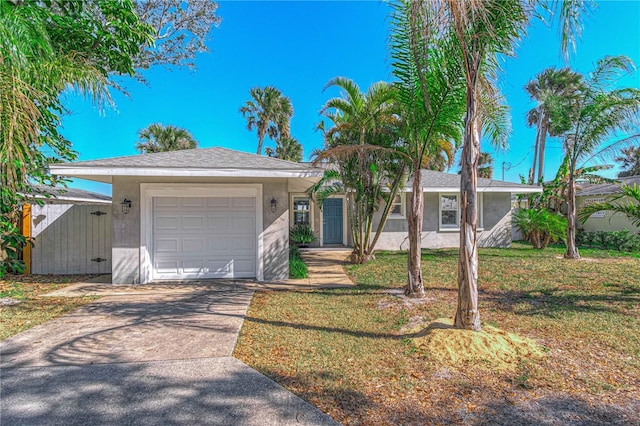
top-left (155, 239), bottom-right (178, 253)
top-left (182, 239), bottom-right (205, 252)
top-left (155, 217), bottom-right (179, 230)
top-left (152, 195), bottom-right (257, 280)
top-left (232, 237), bottom-right (255, 251)
top-left (154, 198), bottom-right (179, 208)
top-left (233, 197), bottom-right (256, 209)
top-left (207, 198), bottom-right (230, 208)
top-left (181, 216), bottom-right (205, 230)
top-left (182, 197), bottom-right (206, 207)
top-left (208, 216), bottom-right (231, 230)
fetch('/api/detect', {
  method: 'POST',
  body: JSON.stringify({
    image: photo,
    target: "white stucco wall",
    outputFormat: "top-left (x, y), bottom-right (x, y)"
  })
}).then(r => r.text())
top-left (111, 176), bottom-right (290, 284)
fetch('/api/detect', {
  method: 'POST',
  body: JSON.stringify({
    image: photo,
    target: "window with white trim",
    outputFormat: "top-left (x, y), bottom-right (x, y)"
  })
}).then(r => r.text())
top-left (439, 193), bottom-right (484, 229)
top-left (292, 197), bottom-right (311, 225)
top-left (440, 194), bottom-right (459, 228)
top-left (389, 193), bottom-right (405, 218)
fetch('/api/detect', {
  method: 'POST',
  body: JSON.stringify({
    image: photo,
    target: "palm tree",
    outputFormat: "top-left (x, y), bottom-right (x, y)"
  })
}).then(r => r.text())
top-left (136, 124), bottom-right (198, 153)
top-left (389, 2), bottom-right (467, 297)
top-left (616, 146), bottom-right (640, 177)
top-left (239, 86), bottom-right (293, 155)
top-left (265, 137), bottom-right (303, 162)
top-left (478, 152), bottom-right (494, 179)
top-left (579, 183), bottom-right (640, 227)
top-left (525, 67), bottom-right (582, 184)
top-left (556, 56), bottom-right (640, 259)
top-left (394, 0), bottom-right (588, 330)
top-left (313, 77), bottom-right (403, 264)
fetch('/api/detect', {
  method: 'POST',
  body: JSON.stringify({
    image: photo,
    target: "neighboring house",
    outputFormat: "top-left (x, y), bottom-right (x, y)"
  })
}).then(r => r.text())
top-left (576, 175), bottom-right (640, 234)
top-left (50, 147), bottom-right (540, 284)
top-left (23, 186), bottom-right (112, 275)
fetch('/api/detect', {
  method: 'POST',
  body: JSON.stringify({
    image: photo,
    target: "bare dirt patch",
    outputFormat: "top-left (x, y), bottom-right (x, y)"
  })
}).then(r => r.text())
top-left (410, 317), bottom-right (546, 371)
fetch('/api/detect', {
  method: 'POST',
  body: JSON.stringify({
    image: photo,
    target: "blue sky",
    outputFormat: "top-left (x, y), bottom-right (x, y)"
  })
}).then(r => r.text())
top-left (61, 0), bottom-right (640, 195)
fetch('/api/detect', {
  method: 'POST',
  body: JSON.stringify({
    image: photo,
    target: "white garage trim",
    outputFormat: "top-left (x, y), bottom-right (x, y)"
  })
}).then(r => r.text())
top-left (140, 183), bottom-right (263, 284)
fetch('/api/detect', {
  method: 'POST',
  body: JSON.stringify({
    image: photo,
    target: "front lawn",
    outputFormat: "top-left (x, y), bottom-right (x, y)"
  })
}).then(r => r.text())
top-left (0, 275), bottom-right (98, 340)
top-left (234, 243), bottom-right (640, 424)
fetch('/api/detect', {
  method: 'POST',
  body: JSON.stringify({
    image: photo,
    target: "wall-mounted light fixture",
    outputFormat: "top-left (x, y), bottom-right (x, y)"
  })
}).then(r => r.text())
top-left (121, 198), bottom-right (132, 214)
top-left (270, 197), bottom-right (278, 213)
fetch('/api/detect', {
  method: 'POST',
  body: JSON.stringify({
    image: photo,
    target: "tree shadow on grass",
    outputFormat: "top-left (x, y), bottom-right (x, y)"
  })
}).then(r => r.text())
top-left (481, 284), bottom-right (640, 319)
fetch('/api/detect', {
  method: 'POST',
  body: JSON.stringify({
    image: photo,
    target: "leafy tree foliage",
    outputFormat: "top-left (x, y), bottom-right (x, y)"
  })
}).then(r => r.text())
top-left (553, 56), bottom-right (640, 259)
top-left (579, 183), bottom-right (640, 227)
top-left (136, 123), bottom-right (198, 153)
top-left (391, 0), bottom-right (588, 330)
top-left (525, 67), bottom-right (582, 184)
top-left (265, 137), bottom-right (303, 162)
top-left (389, 1), bottom-right (467, 297)
top-left (313, 77), bottom-right (404, 264)
top-left (0, 0), bottom-right (153, 275)
top-left (133, 0), bottom-right (221, 71)
top-left (513, 208), bottom-right (567, 249)
top-left (239, 86), bottom-right (294, 155)
top-left (616, 146), bottom-right (640, 177)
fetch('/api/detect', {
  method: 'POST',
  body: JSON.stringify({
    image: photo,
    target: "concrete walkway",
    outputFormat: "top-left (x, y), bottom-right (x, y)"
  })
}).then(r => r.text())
top-left (1, 265), bottom-right (347, 424)
top-left (44, 249), bottom-right (354, 298)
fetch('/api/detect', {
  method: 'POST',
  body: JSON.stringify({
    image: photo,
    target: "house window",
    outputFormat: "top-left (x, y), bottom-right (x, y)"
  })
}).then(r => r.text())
top-left (440, 194), bottom-right (459, 228)
top-left (439, 193), bottom-right (484, 229)
top-left (389, 193), bottom-right (405, 218)
top-left (293, 197), bottom-right (310, 225)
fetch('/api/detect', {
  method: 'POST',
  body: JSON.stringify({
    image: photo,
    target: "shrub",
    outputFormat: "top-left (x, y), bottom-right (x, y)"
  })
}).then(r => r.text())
top-left (513, 208), bottom-right (567, 250)
top-left (289, 225), bottom-right (317, 247)
top-left (576, 229), bottom-right (640, 252)
top-left (289, 245), bottom-right (308, 279)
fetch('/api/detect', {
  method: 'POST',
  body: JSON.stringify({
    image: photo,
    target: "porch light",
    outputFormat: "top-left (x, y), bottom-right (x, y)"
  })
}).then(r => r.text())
top-left (270, 197), bottom-right (278, 213)
top-left (121, 198), bottom-right (132, 214)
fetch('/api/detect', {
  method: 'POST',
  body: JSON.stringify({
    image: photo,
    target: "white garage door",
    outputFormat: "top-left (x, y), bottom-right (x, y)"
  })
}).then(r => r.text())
top-left (152, 196), bottom-right (257, 280)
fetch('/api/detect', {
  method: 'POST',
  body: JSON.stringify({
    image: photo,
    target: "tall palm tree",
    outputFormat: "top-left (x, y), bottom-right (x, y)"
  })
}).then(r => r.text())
top-left (557, 56), bottom-right (640, 259)
top-left (136, 123), bottom-right (198, 153)
top-left (265, 137), bottom-right (303, 162)
top-left (239, 86), bottom-right (293, 155)
top-left (394, 0), bottom-right (587, 330)
top-left (525, 67), bottom-right (582, 184)
top-left (313, 77), bottom-right (403, 264)
top-left (389, 1), bottom-right (467, 297)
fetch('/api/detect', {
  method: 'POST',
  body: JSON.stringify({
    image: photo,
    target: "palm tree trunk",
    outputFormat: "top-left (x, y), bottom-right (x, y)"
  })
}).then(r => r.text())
top-left (564, 171), bottom-right (581, 259)
top-left (455, 86), bottom-right (481, 331)
top-left (537, 116), bottom-right (549, 185)
top-left (529, 113), bottom-right (542, 184)
top-left (405, 167), bottom-right (425, 298)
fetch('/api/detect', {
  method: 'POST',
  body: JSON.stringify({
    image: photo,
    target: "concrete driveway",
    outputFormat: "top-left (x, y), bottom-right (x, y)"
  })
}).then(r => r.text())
top-left (0, 283), bottom-right (339, 425)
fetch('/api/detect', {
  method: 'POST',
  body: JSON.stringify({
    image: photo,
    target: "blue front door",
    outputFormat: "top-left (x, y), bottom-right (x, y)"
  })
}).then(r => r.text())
top-left (323, 198), bottom-right (343, 245)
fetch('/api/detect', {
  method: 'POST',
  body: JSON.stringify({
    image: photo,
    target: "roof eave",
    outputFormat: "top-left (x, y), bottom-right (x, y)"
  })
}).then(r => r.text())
top-left (50, 166), bottom-right (324, 180)
top-left (403, 187), bottom-right (543, 193)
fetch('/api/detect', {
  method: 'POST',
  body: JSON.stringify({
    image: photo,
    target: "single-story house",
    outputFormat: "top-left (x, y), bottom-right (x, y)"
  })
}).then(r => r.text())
top-left (577, 175), bottom-right (640, 234)
top-left (22, 186), bottom-right (112, 275)
top-left (50, 147), bottom-right (540, 284)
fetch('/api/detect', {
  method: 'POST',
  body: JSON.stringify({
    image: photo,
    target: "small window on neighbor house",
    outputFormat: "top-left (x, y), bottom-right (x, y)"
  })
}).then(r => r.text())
top-left (390, 193), bottom-right (405, 218)
top-left (293, 197), bottom-right (310, 226)
top-left (440, 194), bottom-right (459, 228)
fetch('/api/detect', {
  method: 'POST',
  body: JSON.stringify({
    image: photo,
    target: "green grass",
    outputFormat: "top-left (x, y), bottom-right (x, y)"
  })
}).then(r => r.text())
top-left (235, 243), bottom-right (640, 424)
top-left (0, 275), bottom-right (98, 340)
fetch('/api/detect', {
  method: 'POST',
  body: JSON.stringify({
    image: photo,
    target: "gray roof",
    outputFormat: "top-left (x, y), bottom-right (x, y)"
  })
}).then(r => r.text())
top-left (409, 169), bottom-right (541, 193)
top-left (577, 175), bottom-right (640, 197)
top-left (28, 185), bottom-right (111, 203)
top-left (66, 147), bottom-right (313, 171)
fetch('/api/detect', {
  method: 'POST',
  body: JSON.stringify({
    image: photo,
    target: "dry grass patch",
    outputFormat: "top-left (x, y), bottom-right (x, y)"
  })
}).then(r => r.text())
top-left (235, 243), bottom-right (640, 425)
top-left (0, 274), bottom-right (98, 340)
